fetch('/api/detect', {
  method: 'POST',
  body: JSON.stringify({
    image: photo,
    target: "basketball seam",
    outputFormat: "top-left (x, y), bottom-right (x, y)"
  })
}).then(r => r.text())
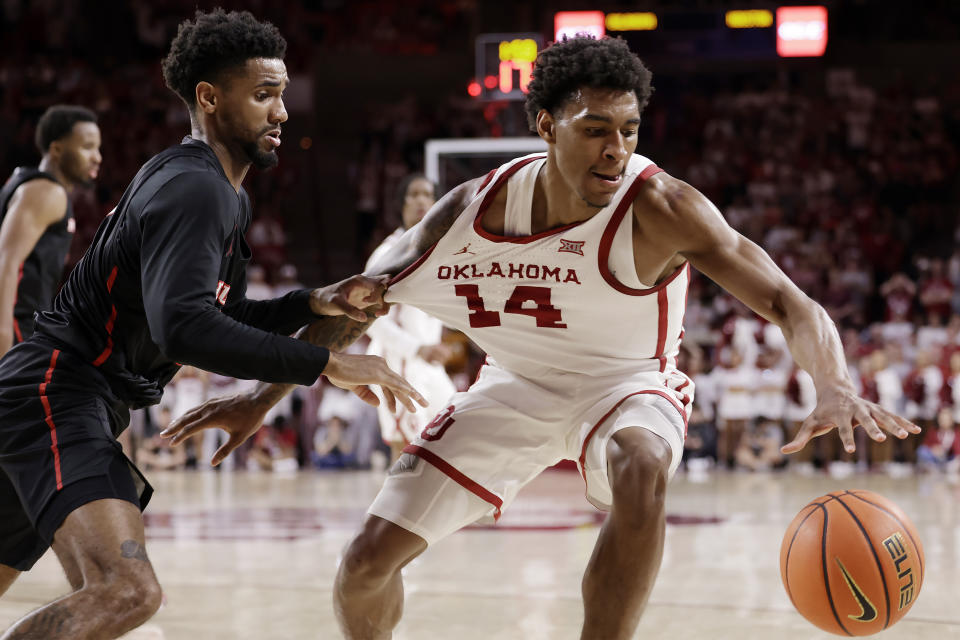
top-left (818, 503), bottom-right (853, 636)
top-left (833, 494), bottom-right (892, 629)
top-left (783, 503), bottom-right (820, 610)
top-left (844, 490), bottom-right (924, 585)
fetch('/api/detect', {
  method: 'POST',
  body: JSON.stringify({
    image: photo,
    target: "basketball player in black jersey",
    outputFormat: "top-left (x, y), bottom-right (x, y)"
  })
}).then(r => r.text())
top-left (0, 105), bottom-right (101, 359)
top-left (0, 10), bottom-right (424, 639)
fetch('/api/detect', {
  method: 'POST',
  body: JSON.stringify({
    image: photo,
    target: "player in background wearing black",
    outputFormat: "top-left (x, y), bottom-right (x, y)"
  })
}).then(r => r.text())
top-left (0, 10), bottom-right (424, 640)
top-left (0, 105), bottom-right (101, 359)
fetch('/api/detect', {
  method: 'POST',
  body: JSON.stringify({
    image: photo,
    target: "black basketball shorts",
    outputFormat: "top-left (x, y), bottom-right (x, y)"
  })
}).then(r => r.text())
top-left (0, 337), bottom-right (153, 571)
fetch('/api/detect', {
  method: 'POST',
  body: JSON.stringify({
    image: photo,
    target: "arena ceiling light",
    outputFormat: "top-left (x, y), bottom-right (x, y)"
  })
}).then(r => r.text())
top-left (776, 5), bottom-right (828, 57)
top-left (554, 11), bottom-right (605, 41)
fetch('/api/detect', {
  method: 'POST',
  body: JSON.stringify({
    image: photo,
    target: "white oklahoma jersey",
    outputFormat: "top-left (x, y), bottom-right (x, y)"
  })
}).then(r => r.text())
top-left (369, 153), bottom-right (693, 544)
top-left (365, 229), bottom-right (457, 445)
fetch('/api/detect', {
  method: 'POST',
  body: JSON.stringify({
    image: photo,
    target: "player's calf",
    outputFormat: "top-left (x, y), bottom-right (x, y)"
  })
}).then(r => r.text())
top-left (335, 516), bottom-right (426, 639)
top-left (0, 565), bottom-right (19, 598)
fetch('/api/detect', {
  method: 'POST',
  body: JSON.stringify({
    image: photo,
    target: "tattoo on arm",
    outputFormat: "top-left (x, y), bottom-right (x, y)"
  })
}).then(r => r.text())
top-left (8, 608), bottom-right (68, 636)
top-left (120, 539), bottom-right (149, 562)
top-left (248, 313), bottom-right (377, 408)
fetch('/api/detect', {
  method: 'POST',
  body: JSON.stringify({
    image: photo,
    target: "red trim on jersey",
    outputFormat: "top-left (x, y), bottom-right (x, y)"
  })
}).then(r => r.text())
top-left (403, 444), bottom-right (503, 520)
top-left (597, 165), bottom-right (689, 296)
top-left (656, 288), bottom-right (668, 372)
top-left (476, 168), bottom-right (498, 193)
top-left (92, 266), bottom-right (119, 367)
top-left (12, 264), bottom-right (24, 342)
top-left (473, 155), bottom-right (586, 244)
top-left (578, 389), bottom-right (688, 480)
top-left (39, 349), bottom-right (63, 490)
top-left (106, 266), bottom-right (118, 292)
top-left (387, 243), bottom-right (438, 287)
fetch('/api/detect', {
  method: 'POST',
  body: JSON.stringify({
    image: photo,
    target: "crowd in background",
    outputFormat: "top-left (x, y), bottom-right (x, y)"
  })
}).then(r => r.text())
top-left (3, 1), bottom-right (960, 476)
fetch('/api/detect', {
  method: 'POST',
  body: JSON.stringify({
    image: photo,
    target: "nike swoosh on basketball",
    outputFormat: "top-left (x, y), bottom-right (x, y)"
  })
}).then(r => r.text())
top-left (836, 558), bottom-right (877, 622)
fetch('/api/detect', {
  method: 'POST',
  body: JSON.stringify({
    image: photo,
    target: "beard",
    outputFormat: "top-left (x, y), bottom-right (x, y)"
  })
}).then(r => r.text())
top-left (62, 152), bottom-right (95, 187)
top-left (241, 138), bottom-right (279, 170)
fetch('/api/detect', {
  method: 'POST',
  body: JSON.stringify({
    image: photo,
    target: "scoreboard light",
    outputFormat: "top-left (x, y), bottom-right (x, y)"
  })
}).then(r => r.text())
top-left (725, 9), bottom-right (773, 29)
top-left (605, 12), bottom-right (658, 32)
top-left (474, 33), bottom-right (543, 101)
top-left (554, 11), bottom-right (605, 41)
top-left (776, 6), bottom-right (828, 57)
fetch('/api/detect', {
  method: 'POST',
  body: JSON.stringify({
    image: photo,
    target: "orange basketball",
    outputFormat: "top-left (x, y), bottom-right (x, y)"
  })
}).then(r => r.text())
top-left (779, 490), bottom-right (924, 636)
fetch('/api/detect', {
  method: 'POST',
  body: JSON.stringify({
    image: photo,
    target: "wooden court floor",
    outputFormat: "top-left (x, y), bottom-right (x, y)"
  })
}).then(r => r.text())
top-left (1, 467), bottom-right (958, 639)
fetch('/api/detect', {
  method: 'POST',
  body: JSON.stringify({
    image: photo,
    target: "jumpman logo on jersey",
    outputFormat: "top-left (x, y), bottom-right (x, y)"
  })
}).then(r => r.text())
top-left (453, 243), bottom-right (476, 256)
top-left (558, 238), bottom-right (585, 256)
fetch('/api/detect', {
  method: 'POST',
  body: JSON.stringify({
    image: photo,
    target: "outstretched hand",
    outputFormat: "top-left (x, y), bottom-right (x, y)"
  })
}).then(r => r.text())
top-left (310, 274), bottom-right (390, 322)
top-left (160, 395), bottom-right (267, 466)
top-left (324, 351), bottom-right (428, 414)
top-left (781, 387), bottom-right (921, 455)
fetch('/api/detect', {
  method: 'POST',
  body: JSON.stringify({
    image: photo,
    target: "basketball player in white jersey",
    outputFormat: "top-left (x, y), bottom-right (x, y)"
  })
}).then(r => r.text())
top-left (365, 174), bottom-right (456, 460)
top-left (164, 37), bottom-right (921, 639)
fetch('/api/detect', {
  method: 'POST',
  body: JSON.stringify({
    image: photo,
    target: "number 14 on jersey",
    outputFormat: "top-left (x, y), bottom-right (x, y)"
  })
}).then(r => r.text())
top-left (454, 284), bottom-right (566, 329)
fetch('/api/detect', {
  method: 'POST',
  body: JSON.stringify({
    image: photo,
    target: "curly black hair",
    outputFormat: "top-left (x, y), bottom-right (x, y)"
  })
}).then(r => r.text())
top-left (161, 9), bottom-right (286, 109)
top-left (35, 105), bottom-right (97, 154)
top-left (524, 36), bottom-right (653, 132)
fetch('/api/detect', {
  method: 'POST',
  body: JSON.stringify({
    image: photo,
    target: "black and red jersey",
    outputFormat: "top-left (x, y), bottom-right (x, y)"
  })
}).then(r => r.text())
top-left (34, 137), bottom-right (328, 407)
top-left (0, 167), bottom-right (74, 340)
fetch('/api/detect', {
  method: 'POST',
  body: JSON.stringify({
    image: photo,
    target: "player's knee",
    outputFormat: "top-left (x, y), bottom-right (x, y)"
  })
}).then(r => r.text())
top-left (608, 430), bottom-right (671, 515)
top-left (340, 532), bottom-right (402, 588)
top-left (88, 571), bottom-right (162, 623)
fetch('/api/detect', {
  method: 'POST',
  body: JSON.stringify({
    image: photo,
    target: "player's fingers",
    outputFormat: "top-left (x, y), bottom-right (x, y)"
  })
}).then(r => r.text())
top-left (781, 433), bottom-right (810, 454)
top-left (160, 408), bottom-right (200, 437)
top-left (896, 414), bottom-right (922, 435)
top-left (873, 410), bottom-right (911, 439)
top-left (330, 294), bottom-right (369, 322)
top-left (836, 422), bottom-right (856, 453)
top-left (167, 418), bottom-right (211, 445)
top-left (381, 386), bottom-right (398, 414)
top-left (351, 385), bottom-right (380, 407)
top-left (361, 276), bottom-right (389, 302)
top-left (212, 437), bottom-right (242, 467)
top-left (781, 416), bottom-right (832, 454)
top-left (390, 387), bottom-right (420, 413)
top-left (854, 407), bottom-right (885, 443)
top-left (781, 416), bottom-right (815, 454)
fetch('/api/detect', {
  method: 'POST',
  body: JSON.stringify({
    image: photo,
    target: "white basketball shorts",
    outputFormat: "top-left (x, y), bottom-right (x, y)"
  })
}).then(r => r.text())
top-left (368, 361), bottom-right (690, 544)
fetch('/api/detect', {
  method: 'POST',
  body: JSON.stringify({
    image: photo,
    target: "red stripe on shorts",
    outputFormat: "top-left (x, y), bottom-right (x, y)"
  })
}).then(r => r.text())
top-left (12, 264), bottom-right (24, 342)
top-left (39, 349), bottom-right (63, 490)
top-left (403, 444), bottom-right (503, 520)
top-left (578, 389), bottom-right (688, 481)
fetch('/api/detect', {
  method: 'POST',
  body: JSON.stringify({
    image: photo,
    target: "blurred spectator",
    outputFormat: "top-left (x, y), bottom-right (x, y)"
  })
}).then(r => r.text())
top-left (249, 416), bottom-right (300, 473)
top-left (136, 405), bottom-right (187, 471)
top-left (735, 417), bottom-right (785, 472)
top-left (714, 348), bottom-right (756, 468)
top-left (919, 258), bottom-right (953, 322)
top-left (916, 406), bottom-right (960, 473)
top-left (245, 264), bottom-right (274, 300)
top-left (312, 416), bottom-right (357, 469)
top-left (246, 211), bottom-right (287, 276)
top-left (273, 263), bottom-right (303, 297)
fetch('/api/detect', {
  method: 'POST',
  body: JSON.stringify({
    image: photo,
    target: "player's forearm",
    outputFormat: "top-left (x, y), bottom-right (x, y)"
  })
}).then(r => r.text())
top-left (779, 293), bottom-right (856, 393)
top-left (247, 314), bottom-right (378, 408)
